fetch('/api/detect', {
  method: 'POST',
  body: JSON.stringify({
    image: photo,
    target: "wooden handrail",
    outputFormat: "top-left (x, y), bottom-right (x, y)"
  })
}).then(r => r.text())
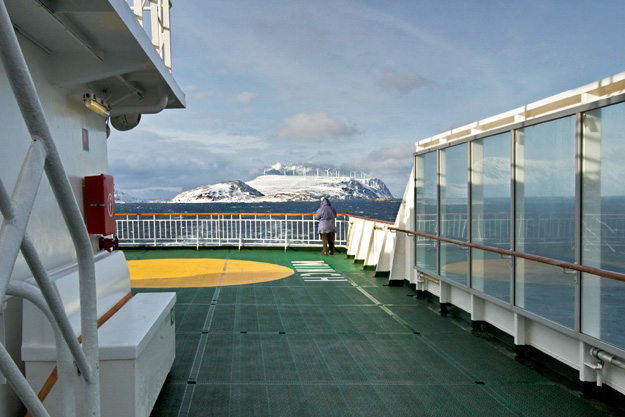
top-left (115, 212), bottom-right (349, 217)
top-left (390, 227), bottom-right (625, 284)
top-left (26, 292), bottom-right (134, 417)
top-left (347, 214), bottom-right (394, 225)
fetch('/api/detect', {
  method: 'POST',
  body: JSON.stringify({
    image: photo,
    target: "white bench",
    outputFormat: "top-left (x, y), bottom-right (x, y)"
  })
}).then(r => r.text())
top-left (22, 251), bottom-right (176, 417)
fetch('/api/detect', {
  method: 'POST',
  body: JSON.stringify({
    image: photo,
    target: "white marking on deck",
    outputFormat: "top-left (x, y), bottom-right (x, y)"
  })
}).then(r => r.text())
top-left (292, 260), bottom-right (347, 281)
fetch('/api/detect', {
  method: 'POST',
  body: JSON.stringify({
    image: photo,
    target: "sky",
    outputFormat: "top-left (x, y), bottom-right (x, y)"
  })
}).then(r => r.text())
top-left (108, 0), bottom-right (625, 200)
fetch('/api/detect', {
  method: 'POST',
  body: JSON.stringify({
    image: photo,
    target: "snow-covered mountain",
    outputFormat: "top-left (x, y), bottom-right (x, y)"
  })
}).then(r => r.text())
top-left (115, 190), bottom-right (143, 203)
top-left (170, 175), bottom-right (394, 203)
top-left (170, 180), bottom-right (264, 202)
top-left (360, 178), bottom-right (393, 199)
top-left (247, 175), bottom-right (393, 201)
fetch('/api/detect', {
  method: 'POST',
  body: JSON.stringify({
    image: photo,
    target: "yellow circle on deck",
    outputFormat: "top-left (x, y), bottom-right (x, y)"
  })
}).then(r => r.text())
top-left (128, 258), bottom-right (294, 288)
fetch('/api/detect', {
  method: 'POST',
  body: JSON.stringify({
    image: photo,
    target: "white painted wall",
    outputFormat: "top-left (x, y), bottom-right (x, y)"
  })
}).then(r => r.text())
top-left (0, 36), bottom-right (109, 416)
top-left (1, 37), bottom-right (108, 280)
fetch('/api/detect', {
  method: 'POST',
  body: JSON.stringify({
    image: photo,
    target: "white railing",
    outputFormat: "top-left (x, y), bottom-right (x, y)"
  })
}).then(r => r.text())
top-left (116, 213), bottom-right (349, 249)
top-left (128, 0), bottom-right (172, 71)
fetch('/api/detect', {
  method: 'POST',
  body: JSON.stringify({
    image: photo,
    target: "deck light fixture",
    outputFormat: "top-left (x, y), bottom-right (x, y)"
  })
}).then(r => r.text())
top-left (84, 93), bottom-right (110, 117)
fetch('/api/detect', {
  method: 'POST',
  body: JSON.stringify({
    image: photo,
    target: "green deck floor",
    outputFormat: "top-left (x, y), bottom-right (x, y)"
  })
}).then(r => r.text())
top-left (123, 248), bottom-right (624, 417)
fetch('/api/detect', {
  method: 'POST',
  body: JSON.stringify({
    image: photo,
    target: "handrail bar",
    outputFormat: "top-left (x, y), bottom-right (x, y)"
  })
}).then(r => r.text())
top-left (0, 179), bottom-right (91, 379)
top-left (347, 215), bottom-right (394, 225)
top-left (7, 282), bottom-right (76, 417)
top-left (116, 212), bottom-right (349, 217)
top-left (390, 227), bottom-right (625, 284)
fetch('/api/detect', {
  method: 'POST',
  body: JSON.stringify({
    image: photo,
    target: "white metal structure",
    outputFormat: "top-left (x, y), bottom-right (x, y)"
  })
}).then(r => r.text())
top-left (0, 3), bottom-right (100, 414)
top-left (21, 251), bottom-right (175, 417)
top-left (116, 213), bottom-right (349, 250)
top-left (130, 0), bottom-right (172, 71)
top-left (0, 1), bottom-right (184, 415)
top-left (345, 216), bottom-right (395, 271)
top-left (417, 72), bottom-right (625, 149)
top-left (386, 71), bottom-right (625, 397)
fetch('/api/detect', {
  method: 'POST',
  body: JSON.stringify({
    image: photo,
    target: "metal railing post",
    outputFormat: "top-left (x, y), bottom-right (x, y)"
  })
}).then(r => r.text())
top-left (152, 214), bottom-right (156, 246)
top-left (284, 215), bottom-right (288, 251)
top-left (133, 215), bottom-right (137, 245)
top-left (7, 282), bottom-right (77, 417)
top-left (238, 214), bottom-right (242, 250)
top-left (0, 179), bottom-right (92, 379)
top-left (171, 215), bottom-right (176, 244)
top-left (0, 141), bottom-right (46, 299)
top-left (0, 344), bottom-right (50, 417)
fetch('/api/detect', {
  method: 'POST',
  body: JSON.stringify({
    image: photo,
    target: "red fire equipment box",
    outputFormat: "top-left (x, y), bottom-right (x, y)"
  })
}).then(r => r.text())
top-left (84, 174), bottom-right (116, 235)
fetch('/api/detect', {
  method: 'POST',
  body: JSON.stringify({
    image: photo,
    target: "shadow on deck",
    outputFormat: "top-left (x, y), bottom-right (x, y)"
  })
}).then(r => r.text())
top-left (123, 247), bottom-right (624, 417)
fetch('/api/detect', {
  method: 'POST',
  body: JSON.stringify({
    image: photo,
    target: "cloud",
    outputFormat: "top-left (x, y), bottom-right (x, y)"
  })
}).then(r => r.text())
top-left (345, 142), bottom-right (415, 196)
top-left (180, 84), bottom-right (214, 100)
top-left (194, 90), bottom-right (215, 100)
top-left (377, 68), bottom-right (429, 94)
top-left (108, 127), bottom-right (271, 199)
top-left (350, 143), bottom-right (414, 171)
top-left (230, 91), bottom-right (259, 103)
top-left (144, 127), bottom-right (269, 154)
top-left (277, 112), bottom-right (359, 140)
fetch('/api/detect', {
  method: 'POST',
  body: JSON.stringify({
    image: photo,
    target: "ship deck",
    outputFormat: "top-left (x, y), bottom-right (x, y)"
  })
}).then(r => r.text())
top-left (124, 247), bottom-right (623, 417)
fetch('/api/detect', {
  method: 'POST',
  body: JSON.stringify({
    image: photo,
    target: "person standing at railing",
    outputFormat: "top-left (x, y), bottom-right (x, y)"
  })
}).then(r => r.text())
top-left (315, 196), bottom-right (337, 255)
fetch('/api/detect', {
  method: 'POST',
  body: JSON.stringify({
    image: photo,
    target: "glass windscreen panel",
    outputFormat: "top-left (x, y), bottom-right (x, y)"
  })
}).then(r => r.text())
top-left (471, 133), bottom-right (511, 302)
top-left (515, 116), bottom-right (576, 327)
top-left (440, 144), bottom-right (468, 285)
top-left (516, 259), bottom-right (575, 328)
top-left (581, 102), bottom-right (625, 348)
top-left (415, 152), bottom-right (438, 273)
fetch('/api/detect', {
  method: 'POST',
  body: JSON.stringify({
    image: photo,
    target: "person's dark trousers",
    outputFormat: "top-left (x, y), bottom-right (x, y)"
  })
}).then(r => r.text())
top-left (320, 232), bottom-right (335, 255)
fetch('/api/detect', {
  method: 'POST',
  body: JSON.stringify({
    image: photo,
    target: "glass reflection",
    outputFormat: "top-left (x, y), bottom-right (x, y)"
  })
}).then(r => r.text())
top-left (516, 259), bottom-right (575, 328)
top-left (471, 249), bottom-right (511, 302)
top-left (440, 144), bottom-right (468, 285)
top-left (515, 117), bottom-right (576, 263)
top-left (582, 274), bottom-right (625, 349)
top-left (515, 117), bottom-right (576, 324)
top-left (471, 133), bottom-right (511, 301)
top-left (581, 102), bottom-right (625, 348)
top-left (416, 236), bottom-right (438, 271)
top-left (415, 152), bottom-right (437, 273)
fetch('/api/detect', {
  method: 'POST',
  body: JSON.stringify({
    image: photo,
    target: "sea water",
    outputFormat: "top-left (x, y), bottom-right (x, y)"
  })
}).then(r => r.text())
top-left (116, 200), bottom-right (402, 223)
